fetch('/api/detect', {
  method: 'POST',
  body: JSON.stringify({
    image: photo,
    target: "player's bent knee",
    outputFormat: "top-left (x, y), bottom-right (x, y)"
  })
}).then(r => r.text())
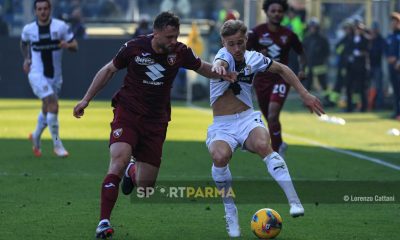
top-left (108, 160), bottom-right (126, 177)
top-left (108, 155), bottom-right (131, 176)
top-left (210, 149), bottom-right (231, 167)
top-left (267, 113), bottom-right (279, 124)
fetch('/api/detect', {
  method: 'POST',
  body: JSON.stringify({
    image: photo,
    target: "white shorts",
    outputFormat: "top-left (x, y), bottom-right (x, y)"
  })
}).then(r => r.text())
top-left (28, 72), bottom-right (62, 99)
top-left (206, 109), bottom-right (266, 152)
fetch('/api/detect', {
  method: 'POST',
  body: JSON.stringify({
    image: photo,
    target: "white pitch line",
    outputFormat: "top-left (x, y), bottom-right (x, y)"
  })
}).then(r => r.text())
top-left (284, 133), bottom-right (400, 171)
top-left (188, 105), bottom-right (400, 171)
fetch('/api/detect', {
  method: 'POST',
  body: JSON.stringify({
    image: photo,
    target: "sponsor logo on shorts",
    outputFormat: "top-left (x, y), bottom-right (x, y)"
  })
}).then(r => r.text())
top-left (113, 128), bottom-right (123, 138)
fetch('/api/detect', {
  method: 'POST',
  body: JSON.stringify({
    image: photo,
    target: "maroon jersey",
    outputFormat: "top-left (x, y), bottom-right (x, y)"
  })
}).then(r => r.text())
top-left (247, 23), bottom-right (303, 82)
top-left (112, 35), bottom-right (201, 122)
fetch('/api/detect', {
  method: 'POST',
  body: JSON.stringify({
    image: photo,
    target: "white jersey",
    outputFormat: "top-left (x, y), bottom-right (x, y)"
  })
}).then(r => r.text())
top-left (210, 48), bottom-right (272, 108)
top-left (21, 18), bottom-right (74, 80)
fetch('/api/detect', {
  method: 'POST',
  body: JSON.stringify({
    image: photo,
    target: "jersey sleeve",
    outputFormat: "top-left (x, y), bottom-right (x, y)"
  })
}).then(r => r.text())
top-left (252, 51), bottom-right (272, 73)
top-left (61, 21), bottom-right (74, 42)
top-left (21, 25), bottom-right (29, 42)
top-left (291, 32), bottom-right (304, 54)
top-left (181, 45), bottom-right (202, 71)
top-left (112, 42), bottom-right (131, 69)
top-left (214, 48), bottom-right (234, 70)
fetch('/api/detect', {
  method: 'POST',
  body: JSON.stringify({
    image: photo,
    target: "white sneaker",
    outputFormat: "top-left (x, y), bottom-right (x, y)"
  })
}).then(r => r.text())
top-left (290, 202), bottom-right (304, 217)
top-left (54, 144), bottom-right (69, 158)
top-left (225, 206), bottom-right (241, 238)
top-left (278, 142), bottom-right (288, 159)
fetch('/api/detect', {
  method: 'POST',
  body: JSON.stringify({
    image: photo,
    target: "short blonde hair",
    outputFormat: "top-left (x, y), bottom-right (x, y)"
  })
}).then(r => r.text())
top-left (220, 20), bottom-right (247, 38)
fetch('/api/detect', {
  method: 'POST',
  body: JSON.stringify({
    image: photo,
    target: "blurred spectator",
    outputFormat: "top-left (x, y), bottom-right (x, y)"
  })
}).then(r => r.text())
top-left (386, 12), bottom-right (400, 120)
top-left (132, 14), bottom-right (152, 38)
top-left (368, 21), bottom-right (386, 110)
top-left (98, 0), bottom-right (121, 18)
top-left (0, 4), bottom-right (9, 36)
top-left (217, 0), bottom-right (237, 23)
top-left (328, 20), bottom-right (354, 107)
top-left (160, 0), bottom-right (175, 12)
top-left (70, 7), bottom-right (86, 38)
top-left (160, 0), bottom-right (191, 19)
top-left (282, 7), bottom-right (305, 40)
top-left (176, 0), bottom-right (191, 19)
top-left (282, 7), bottom-right (305, 76)
top-left (208, 0), bottom-right (240, 62)
top-left (224, 9), bottom-right (240, 21)
top-left (345, 21), bottom-right (369, 112)
top-left (302, 17), bottom-right (331, 105)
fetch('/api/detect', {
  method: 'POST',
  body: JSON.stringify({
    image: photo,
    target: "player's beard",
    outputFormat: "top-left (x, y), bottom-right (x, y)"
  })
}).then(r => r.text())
top-left (39, 13), bottom-right (50, 24)
top-left (160, 44), bottom-right (175, 54)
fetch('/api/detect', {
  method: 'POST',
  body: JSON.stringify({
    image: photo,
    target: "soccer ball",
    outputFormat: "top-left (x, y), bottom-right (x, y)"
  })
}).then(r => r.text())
top-left (250, 208), bottom-right (282, 239)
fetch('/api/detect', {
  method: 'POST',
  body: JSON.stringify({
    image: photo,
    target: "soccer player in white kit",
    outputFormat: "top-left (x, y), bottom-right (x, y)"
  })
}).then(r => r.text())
top-left (206, 20), bottom-right (325, 237)
top-left (20, 0), bottom-right (78, 157)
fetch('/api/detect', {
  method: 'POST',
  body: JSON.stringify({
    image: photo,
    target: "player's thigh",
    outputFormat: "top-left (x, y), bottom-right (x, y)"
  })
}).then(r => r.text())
top-left (244, 127), bottom-right (272, 157)
top-left (109, 142), bottom-right (132, 176)
top-left (109, 106), bottom-right (140, 151)
top-left (270, 80), bottom-right (290, 103)
top-left (135, 161), bottom-right (159, 188)
top-left (206, 122), bottom-right (237, 165)
top-left (134, 122), bottom-right (168, 169)
top-left (50, 77), bottom-right (63, 96)
top-left (254, 82), bottom-right (273, 117)
top-left (28, 73), bottom-right (54, 99)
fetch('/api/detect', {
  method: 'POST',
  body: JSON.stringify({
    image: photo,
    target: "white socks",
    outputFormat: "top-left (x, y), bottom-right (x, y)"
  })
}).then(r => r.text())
top-left (46, 112), bottom-right (62, 147)
top-left (211, 164), bottom-right (236, 212)
top-left (33, 111), bottom-right (47, 138)
top-left (263, 152), bottom-right (301, 205)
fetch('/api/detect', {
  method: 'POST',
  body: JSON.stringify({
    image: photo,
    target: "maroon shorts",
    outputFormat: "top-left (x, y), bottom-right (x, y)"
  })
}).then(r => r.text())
top-left (109, 106), bottom-right (168, 168)
top-left (254, 77), bottom-right (291, 116)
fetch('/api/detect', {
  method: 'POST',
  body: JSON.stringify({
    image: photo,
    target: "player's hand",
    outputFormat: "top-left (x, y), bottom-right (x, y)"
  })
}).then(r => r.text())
top-left (221, 71), bottom-right (238, 83)
top-left (212, 65), bottom-right (237, 83)
top-left (211, 65), bottom-right (227, 76)
top-left (59, 41), bottom-right (69, 49)
top-left (23, 59), bottom-right (31, 74)
top-left (73, 100), bottom-right (89, 118)
top-left (297, 71), bottom-right (306, 81)
top-left (300, 92), bottom-right (325, 116)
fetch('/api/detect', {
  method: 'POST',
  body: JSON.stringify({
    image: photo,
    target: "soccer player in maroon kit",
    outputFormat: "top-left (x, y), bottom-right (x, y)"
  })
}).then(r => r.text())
top-left (247, 0), bottom-right (306, 157)
top-left (73, 12), bottom-right (235, 239)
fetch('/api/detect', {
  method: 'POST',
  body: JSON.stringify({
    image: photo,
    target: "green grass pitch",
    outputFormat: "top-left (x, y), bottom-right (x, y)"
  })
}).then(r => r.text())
top-left (0, 99), bottom-right (399, 239)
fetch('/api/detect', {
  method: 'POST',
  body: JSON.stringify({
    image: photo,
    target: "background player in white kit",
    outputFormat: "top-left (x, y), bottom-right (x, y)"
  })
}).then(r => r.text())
top-left (207, 20), bottom-right (324, 237)
top-left (20, 0), bottom-right (78, 157)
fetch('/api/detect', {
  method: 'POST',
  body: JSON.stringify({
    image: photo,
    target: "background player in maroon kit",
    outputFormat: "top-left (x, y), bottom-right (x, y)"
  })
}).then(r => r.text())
top-left (73, 12), bottom-right (235, 239)
top-left (247, 0), bottom-right (306, 157)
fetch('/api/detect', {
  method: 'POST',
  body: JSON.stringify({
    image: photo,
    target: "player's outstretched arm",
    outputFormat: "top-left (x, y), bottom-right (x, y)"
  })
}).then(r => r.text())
top-left (196, 60), bottom-right (236, 82)
top-left (59, 39), bottom-right (78, 52)
top-left (20, 41), bottom-right (31, 74)
top-left (267, 61), bottom-right (325, 116)
top-left (73, 61), bottom-right (118, 118)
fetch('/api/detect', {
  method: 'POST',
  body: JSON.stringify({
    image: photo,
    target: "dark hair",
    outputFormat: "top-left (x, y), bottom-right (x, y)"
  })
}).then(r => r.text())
top-left (34, 0), bottom-right (51, 9)
top-left (262, 0), bottom-right (288, 12)
top-left (220, 20), bottom-right (247, 38)
top-left (153, 12), bottom-right (180, 30)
